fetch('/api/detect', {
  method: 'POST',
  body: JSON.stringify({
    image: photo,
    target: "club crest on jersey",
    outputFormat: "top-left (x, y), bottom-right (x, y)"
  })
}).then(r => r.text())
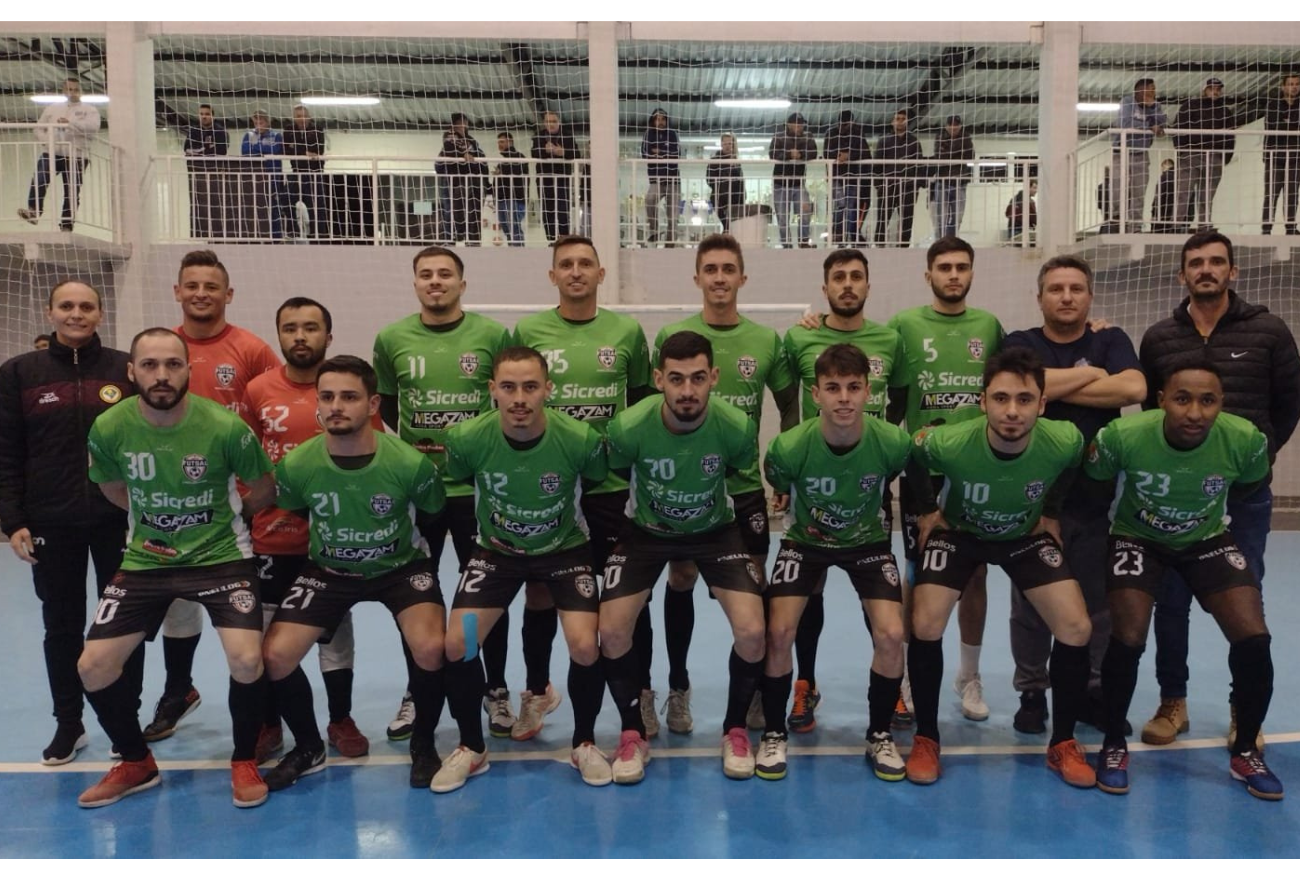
top-left (1024, 480), bottom-right (1045, 502)
top-left (737, 355), bottom-right (757, 379)
top-left (967, 339), bottom-right (985, 360)
top-left (860, 474), bottom-right (881, 492)
top-left (1203, 474), bottom-right (1226, 497)
top-left (1226, 551), bottom-right (1247, 571)
top-left (99, 385), bottom-right (123, 404)
top-left (370, 494), bottom-right (394, 516)
top-left (868, 356), bottom-right (884, 377)
top-left (458, 352), bottom-right (479, 376)
top-left (749, 511), bottom-right (767, 534)
top-left (181, 454), bottom-right (207, 481)
top-left (597, 347), bottom-right (617, 369)
top-left (215, 364), bottom-right (236, 387)
top-left (409, 572), bottom-right (435, 592)
top-left (575, 573), bottom-right (596, 598)
top-left (882, 562), bottom-right (900, 587)
top-left (700, 454), bottom-right (721, 475)
top-left (746, 561), bottom-right (762, 585)
top-left (1038, 544), bottom-right (1063, 568)
top-left (539, 472), bottom-right (561, 494)
top-left (228, 586), bottom-right (257, 614)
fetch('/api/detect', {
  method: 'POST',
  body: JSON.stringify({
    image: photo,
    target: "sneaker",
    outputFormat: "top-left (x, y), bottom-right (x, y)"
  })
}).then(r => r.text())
top-left (387, 692), bottom-right (415, 741)
top-left (142, 687), bottom-right (202, 742)
top-left (263, 743), bottom-right (326, 791)
top-left (1013, 689), bottom-right (1048, 734)
top-left (1140, 697), bottom-right (1189, 746)
top-left (1230, 751), bottom-right (1284, 801)
top-left (231, 759), bottom-right (268, 808)
top-left (484, 688), bottom-right (516, 738)
top-left (17, 208), bottom-right (38, 224)
top-left (42, 721), bottom-right (89, 766)
top-left (430, 745), bottom-right (490, 793)
top-left (640, 689), bottom-right (661, 738)
top-left (78, 754), bottom-right (161, 808)
top-left (570, 742), bottom-right (613, 787)
top-left (1096, 743), bottom-right (1130, 795)
top-left (866, 731), bottom-right (906, 782)
top-left (665, 687), bottom-right (693, 735)
top-left (408, 738), bottom-right (441, 789)
top-left (1046, 738), bottom-right (1096, 788)
top-left (1080, 688), bottom-right (1132, 736)
top-left (745, 691), bottom-right (765, 731)
top-left (892, 693), bottom-right (914, 729)
top-left (788, 680), bottom-right (821, 733)
top-left (511, 683), bottom-right (562, 741)
top-left (954, 675), bottom-right (989, 722)
top-left (611, 730), bottom-right (651, 785)
top-left (722, 727), bottom-right (755, 780)
top-left (1227, 703), bottom-right (1265, 753)
top-left (906, 734), bottom-right (941, 785)
top-left (327, 717), bottom-right (370, 758)
top-left (755, 731), bottom-right (788, 781)
top-left (255, 724), bottom-right (284, 764)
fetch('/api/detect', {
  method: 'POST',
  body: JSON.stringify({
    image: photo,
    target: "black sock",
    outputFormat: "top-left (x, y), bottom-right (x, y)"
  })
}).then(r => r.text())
top-left (399, 630), bottom-right (417, 696)
top-left (762, 672), bottom-right (793, 736)
top-left (229, 673), bottom-right (268, 762)
top-left (522, 606), bottom-right (558, 695)
top-left (908, 638), bottom-right (943, 743)
top-left (123, 641), bottom-right (146, 717)
top-left (867, 670), bottom-right (903, 736)
top-left (162, 634), bottom-right (200, 696)
top-left (1100, 637), bottom-right (1144, 747)
top-left (86, 674), bottom-right (147, 762)
top-left (1049, 641), bottom-right (1090, 746)
top-left (568, 659), bottom-right (605, 748)
top-left (602, 650), bottom-right (646, 735)
top-left (795, 592), bottom-right (824, 690)
top-left (1227, 634), bottom-right (1273, 756)
top-left (482, 608), bottom-right (509, 693)
top-left (723, 649), bottom-right (765, 732)
top-left (409, 664), bottom-right (445, 747)
top-left (272, 666), bottom-right (323, 750)
top-left (633, 603), bottom-right (654, 690)
top-left (664, 588), bottom-right (695, 692)
top-left (322, 669), bottom-right (353, 723)
top-left (444, 657), bottom-right (487, 753)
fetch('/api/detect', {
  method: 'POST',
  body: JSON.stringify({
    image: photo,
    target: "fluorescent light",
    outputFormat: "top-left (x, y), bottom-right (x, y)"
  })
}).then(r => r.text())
top-left (1078, 102), bottom-right (1121, 112)
top-left (300, 96), bottom-right (380, 107)
top-left (714, 99), bottom-right (792, 110)
top-left (32, 95), bottom-right (108, 104)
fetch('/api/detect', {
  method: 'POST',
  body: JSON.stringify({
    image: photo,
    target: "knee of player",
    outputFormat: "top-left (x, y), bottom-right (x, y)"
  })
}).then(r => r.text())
top-left (409, 638), bottom-right (444, 672)
top-left (872, 617), bottom-right (906, 652)
top-left (567, 633), bottom-right (600, 666)
top-left (1055, 614), bottom-right (1092, 648)
top-left (910, 611), bottom-right (947, 643)
top-left (262, 639), bottom-right (299, 681)
top-left (598, 623), bottom-right (631, 657)
top-left (443, 628), bottom-right (468, 663)
top-left (77, 651), bottom-right (114, 690)
top-left (733, 621), bottom-right (766, 657)
top-left (766, 620), bottom-right (797, 654)
top-left (227, 646), bottom-right (265, 684)
top-left (666, 562), bottom-right (699, 591)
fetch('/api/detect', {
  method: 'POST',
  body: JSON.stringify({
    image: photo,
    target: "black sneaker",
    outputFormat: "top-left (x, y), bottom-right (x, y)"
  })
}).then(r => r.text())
top-left (409, 738), bottom-right (442, 789)
top-left (143, 688), bottom-right (202, 742)
top-left (1013, 689), bottom-right (1048, 734)
top-left (1080, 688), bottom-right (1132, 736)
top-left (264, 743), bottom-right (326, 791)
top-left (42, 721), bottom-right (89, 766)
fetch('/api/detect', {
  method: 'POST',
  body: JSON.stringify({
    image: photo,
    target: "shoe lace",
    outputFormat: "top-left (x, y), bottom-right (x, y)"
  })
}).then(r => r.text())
top-left (1155, 699), bottom-right (1182, 721)
top-left (760, 734), bottom-right (783, 759)
top-left (727, 728), bottom-right (751, 757)
top-left (663, 690), bottom-right (687, 716)
top-left (615, 732), bottom-right (643, 762)
top-left (1236, 752), bottom-right (1269, 774)
top-left (1102, 747), bottom-right (1128, 770)
top-left (232, 760), bottom-right (263, 786)
top-left (792, 686), bottom-right (810, 715)
top-left (964, 677), bottom-right (984, 702)
top-left (870, 733), bottom-right (897, 757)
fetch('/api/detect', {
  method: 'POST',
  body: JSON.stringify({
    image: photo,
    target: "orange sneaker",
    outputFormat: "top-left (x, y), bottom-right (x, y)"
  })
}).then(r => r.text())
top-left (906, 734), bottom-right (941, 785)
top-left (1047, 738), bottom-right (1097, 788)
top-left (788, 679), bottom-right (821, 733)
top-left (232, 759), bottom-right (269, 808)
top-left (78, 753), bottom-right (161, 808)
top-left (255, 723), bottom-right (284, 764)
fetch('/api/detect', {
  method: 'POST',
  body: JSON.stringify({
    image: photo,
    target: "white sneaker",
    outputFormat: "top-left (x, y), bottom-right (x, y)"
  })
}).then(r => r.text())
top-left (745, 690), bottom-right (765, 731)
top-left (386, 692), bottom-right (415, 741)
top-left (570, 742), bottom-right (613, 787)
top-left (722, 727), bottom-right (756, 780)
top-left (511, 683), bottom-right (562, 741)
top-left (665, 687), bottom-right (694, 734)
top-left (955, 675), bottom-right (989, 722)
top-left (611, 729), bottom-right (651, 784)
top-left (17, 208), bottom-right (39, 224)
top-left (866, 730), bottom-right (906, 781)
top-left (484, 688), bottom-right (516, 738)
top-left (640, 688), bottom-right (661, 738)
top-left (429, 745), bottom-right (490, 793)
top-left (755, 731), bottom-right (788, 781)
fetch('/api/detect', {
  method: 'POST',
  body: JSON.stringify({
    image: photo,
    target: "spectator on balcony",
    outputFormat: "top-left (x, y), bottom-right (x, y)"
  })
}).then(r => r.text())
top-left (183, 104), bottom-right (230, 239)
top-left (825, 110), bottom-right (871, 245)
top-left (1110, 78), bottom-right (1167, 232)
top-left (1173, 77), bottom-right (1236, 232)
top-left (1006, 179), bottom-right (1038, 244)
top-left (874, 108), bottom-right (924, 247)
top-left (494, 131), bottom-right (529, 246)
top-left (1261, 73), bottom-right (1300, 236)
top-left (1151, 158), bottom-right (1178, 233)
top-left (437, 112), bottom-right (488, 245)
top-left (930, 114), bottom-right (975, 239)
top-left (769, 112), bottom-right (818, 248)
top-left (642, 108), bottom-right (681, 247)
top-left (532, 111), bottom-right (576, 242)
top-left (17, 77), bottom-right (101, 232)
top-left (283, 104), bottom-right (326, 239)
top-left (707, 133), bottom-right (745, 232)
top-left (240, 110), bottom-right (287, 239)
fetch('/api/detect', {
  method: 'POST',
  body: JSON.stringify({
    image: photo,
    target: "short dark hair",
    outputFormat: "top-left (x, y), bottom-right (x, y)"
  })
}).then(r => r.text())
top-left (822, 248), bottom-right (868, 283)
top-left (1181, 230), bottom-right (1235, 269)
top-left (48, 278), bottom-right (103, 308)
top-left (130, 327), bottom-right (188, 361)
top-left (34, 333), bottom-right (51, 346)
top-left (317, 354), bottom-right (378, 397)
top-left (1161, 353), bottom-right (1222, 390)
top-left (982, 346), bottom-right (1045, 395)
top-left (412, 245), bottom-right (464, 277)
top-left (275, 296), bottom-right (333, 333)
top-left (1134, 77), bottom-right (1156, 91)
top-left (696, 233), bottom-right (744, 275)
top-left (814, 343), bottom-right (870, 381)
top-left (658, 330), bottom-right (713, 369)
top-left (199, 103), bottom-right (213, 112)
top-left (178, 249), bottom-right (229, 288)
top-left (492, 346), bottom-right (549, 379)
top-left (1036, 255), bottom-right (1094, 295)
top-left (893, 107), bottom-right (909, 119)
top-left (927, 236), bottom-right (975, 269)
top-left (497, 130), bottom-right (513, 141)
top-left (552, 235), bottom-right (600, 266)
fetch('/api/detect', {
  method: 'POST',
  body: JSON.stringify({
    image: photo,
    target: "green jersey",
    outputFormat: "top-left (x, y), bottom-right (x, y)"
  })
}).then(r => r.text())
top-left (512, 306), bottom-right (650, 495)
top-left (607, 395), bottom-right (757, 536)
top-left (764, 416), bottom-right (911, 548)
top-left (655, 314), bottom-right (795, 494)
top-left (87, 395), bottom-right (274, 570)
top-left (911, 416), bottom-right (1083, 541)
top-left (887, 305), bottom-right (1004, 431)
top-left (1084, 409), bottom-right (1269, 550)
top-left (372, 312), bottom-right (511, 497)
top-left (783, 317), bottom-right (903, 421)
top-left (444, 409), bottom-right (607, 555)
top-left (275, 432), bottom-right (444, 576)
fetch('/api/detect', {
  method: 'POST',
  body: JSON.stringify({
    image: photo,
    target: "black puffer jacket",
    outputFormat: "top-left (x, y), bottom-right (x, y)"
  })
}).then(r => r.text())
top-left (1139, 290), bottom-right (1300, 463)
top-left (0, 334), bottom-right (133, 533)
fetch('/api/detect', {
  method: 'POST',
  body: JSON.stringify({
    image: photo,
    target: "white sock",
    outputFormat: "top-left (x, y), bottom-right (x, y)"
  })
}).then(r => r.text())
top-left (958, 642), bottom-right (982, 683)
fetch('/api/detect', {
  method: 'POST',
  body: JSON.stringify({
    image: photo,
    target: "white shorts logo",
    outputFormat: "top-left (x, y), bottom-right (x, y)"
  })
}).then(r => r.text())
top-left (228, 589), bottom-right (257, 614)
top-left (409, 572), bottom-right (435, 592)
top-left (575, 573), bottom-right (596, 598)
top-left (1038, 544), bottom-right (1063, 568)
top-left (1226, 551), bottom-right (1247, 571)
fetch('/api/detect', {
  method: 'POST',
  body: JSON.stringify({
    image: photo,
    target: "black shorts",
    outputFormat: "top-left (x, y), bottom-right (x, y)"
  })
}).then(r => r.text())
top-left (418, 494), bottom-right (477, 572)
top-left (767, 539), bottom-right (903, 602)
top-left (899, 474), bottom-right (943, 562)
top-left (601, 523), bottom-right (764, 601)
top-left (732, 489), bottom-right (771, 557)
top-left (918, 529), bottom-right (1073, 594)
top-left (1107, 533), bottom-right (1259, 600)
top-left (582, 489), bottom-right (628, 573)
top-left (87, 559), bottom-right (263, 641)
top-left (255, 553), bottom-right (308, 607)
top-left (271, 557), bottom-right (444, 631)
top-left (453, 545), bottom-right (598, 613)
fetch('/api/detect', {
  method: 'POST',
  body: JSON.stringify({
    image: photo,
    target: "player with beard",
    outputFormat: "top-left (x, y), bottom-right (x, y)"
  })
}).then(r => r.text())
top-left (78, 328), bottom-right (276, 808)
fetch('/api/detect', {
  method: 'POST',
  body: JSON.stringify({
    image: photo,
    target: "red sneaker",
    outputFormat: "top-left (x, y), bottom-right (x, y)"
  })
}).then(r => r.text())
top-left (232, 759), bottom-right (269, 808)
top-left (78, 753), bottom-right (161, 808)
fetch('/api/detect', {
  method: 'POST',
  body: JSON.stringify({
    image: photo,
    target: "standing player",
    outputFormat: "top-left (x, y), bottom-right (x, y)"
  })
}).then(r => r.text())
top-left (904, 347), bottom-right (1094, 788)
top-left (147, 249), bottom-right (279, 743)
top-left (261, 356), bottom-right (449, 791)
top-left (77, 328), bottom-right (275, 808)
top-left (1087, 360), bottom-right (1281, 800)
top-left (759, 345), bottom-right (910, 781)
top-left (432, 348), bottom-right (609, 791)
top-left (373, 246), bottom-right (514, 740)
top-left (599, 331), bottom-right (766, 783)
top-left (511, 236), bottom-right (652, 740)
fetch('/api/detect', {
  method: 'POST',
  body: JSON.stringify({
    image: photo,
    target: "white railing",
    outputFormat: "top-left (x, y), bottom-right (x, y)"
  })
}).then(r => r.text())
top-left (0, 123), bottom-right (120, 240)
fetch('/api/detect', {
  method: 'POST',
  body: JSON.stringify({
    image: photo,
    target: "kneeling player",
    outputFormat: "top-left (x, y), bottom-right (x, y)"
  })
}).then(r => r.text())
top-left (760, 344), bottom-right (910, 781)
top-left (1087, 360), bottom-right (1281, 800)
top-left (262, 356), bottom-right (449, 790)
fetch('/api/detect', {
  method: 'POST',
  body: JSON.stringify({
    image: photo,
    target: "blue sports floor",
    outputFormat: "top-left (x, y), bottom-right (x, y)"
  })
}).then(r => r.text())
top-left (1, 533), bottom-right (1298, 859)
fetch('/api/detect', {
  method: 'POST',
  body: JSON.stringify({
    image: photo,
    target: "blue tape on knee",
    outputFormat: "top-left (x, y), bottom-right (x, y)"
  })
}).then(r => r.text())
top-left (463, 612), bottom-right (478, 661)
